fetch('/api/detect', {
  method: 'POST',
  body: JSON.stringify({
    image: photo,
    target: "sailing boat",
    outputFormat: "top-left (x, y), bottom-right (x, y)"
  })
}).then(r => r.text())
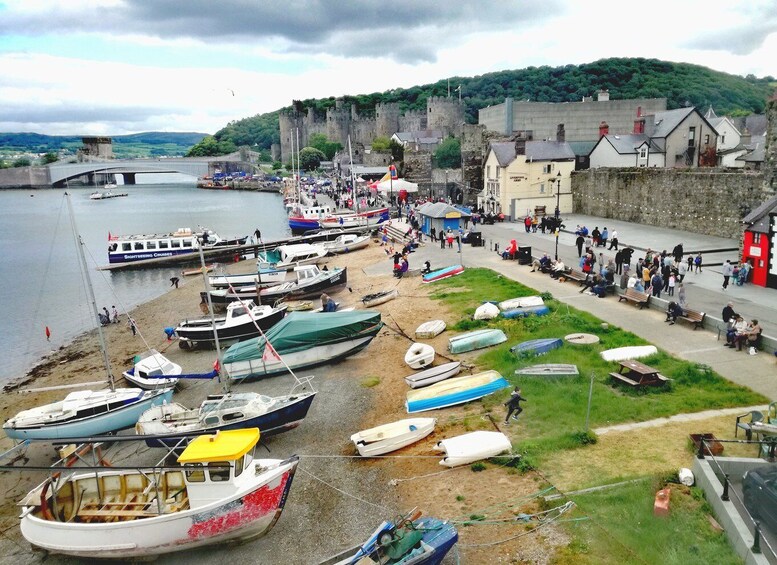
top-left (2, 193), bottom-right (173, 441)
top-left (135, 238), bottom-right (317, 448)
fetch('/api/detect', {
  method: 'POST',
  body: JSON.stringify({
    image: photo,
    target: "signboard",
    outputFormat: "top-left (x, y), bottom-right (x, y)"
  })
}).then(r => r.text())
top-left (445, 212), bottom-right (462, 219)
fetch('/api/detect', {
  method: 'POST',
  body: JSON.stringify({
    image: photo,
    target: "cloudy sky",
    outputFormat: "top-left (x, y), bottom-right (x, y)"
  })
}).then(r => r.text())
top-left (0, 0), bottom-right (775, 136)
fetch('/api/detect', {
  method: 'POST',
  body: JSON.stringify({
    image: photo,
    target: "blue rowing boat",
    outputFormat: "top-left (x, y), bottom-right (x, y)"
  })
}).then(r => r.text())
top-left (406, 371), bottom-right (510, 413)
top-left (448, 329), bottom-right (507, 354)
top-left (510, 338), bottom-right (563, 356)
top-left (501, 305), bottom-right (550, 319)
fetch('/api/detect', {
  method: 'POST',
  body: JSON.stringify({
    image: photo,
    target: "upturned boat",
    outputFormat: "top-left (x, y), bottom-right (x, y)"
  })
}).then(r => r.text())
top-left (415, 320), bottom-right (446, 339)
top-left (510, 338), bottom-right (563, 357)
top-left (600, 345), bottom-right (657, 362)
top-left (19, 429), bottom-right (299, 559)
top-left (500, 305), bottom-right (550, 319)
top-left (405, 343), bottom-right (435, 369)
top-left (405, 371), bottom-right (510, 413)
top-left (361, 288), bottom-right (398, 307)
top-left (435, 431), bottom-right (512, 467)
top-left (350, 417), bottom-right (436, 457)
top-left (222, 311), bottom-right (383, 381)
top-left (498, 296), bottom-right (544, 310)
top-left (448, 329), bottom-right (507, 354)
top-left (175, 301), bottom-right (287, 349)
top-left (404, 362), bottom-right (461, 389)
top-left (422, 264), bottom-right (464, 283)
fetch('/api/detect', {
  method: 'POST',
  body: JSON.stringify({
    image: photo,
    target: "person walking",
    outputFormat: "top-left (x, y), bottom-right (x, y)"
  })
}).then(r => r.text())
top-left (503, 387), bottom-right (526, 424)
top-left (650, 271), bottom-right (663, 298)
top-left (722, 260), bottom-right (733, 290)
top-left (694, 253), bottom-right (703, 273)
top-left (608, 229), bottom-right (619, 250)
top-left (575, 234), bottom-right (584, 257)
top-left (128, 317), bottom-right (137, 336)
top-left (672, 243), bottom-right (684, 264)
top-left (111, 305), bottom-right (119, 324)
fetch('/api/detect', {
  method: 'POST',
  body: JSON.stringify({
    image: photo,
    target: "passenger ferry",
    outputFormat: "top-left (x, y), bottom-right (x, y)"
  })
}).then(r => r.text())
top-left (107, 227), bottom-right (247, 264)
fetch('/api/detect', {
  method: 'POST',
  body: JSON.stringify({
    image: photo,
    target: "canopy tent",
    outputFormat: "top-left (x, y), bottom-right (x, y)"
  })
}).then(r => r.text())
top-left (375, 178), bottom-right (418, 193)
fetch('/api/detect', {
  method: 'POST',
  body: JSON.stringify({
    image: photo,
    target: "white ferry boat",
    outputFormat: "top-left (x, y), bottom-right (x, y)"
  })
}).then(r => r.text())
top-left (107, 227), bottom-right (247, 264)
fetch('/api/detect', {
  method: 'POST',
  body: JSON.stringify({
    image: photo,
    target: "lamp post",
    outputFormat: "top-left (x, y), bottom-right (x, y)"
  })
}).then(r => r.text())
top-left (554, 171), bottom-right (562, 260)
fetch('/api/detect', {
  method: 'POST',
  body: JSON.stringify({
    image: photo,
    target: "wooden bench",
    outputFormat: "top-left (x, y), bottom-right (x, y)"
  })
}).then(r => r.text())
top-left (618, 288), bottom-right (650, 309)
top-left (609, 359), bottom-right (669, 387)
top-left (677, 308), bottom-right (705, 330)
top-left (564, 269), bottom-right (589, 284)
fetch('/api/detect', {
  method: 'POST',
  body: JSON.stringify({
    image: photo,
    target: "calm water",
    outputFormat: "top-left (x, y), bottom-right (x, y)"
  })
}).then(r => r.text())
top-left (0, 181), bottom-right (289, 383)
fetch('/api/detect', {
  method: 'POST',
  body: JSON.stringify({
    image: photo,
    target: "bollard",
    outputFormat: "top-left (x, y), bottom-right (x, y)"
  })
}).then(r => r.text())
top-left (721, 474), bottom-right (729, 501)
top-left (752, 521), bottom-right (762, 554)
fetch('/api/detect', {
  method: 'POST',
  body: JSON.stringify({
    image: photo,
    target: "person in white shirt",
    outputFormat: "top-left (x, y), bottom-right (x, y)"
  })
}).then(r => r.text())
top-left (608, 230), bottom-right (619, 250)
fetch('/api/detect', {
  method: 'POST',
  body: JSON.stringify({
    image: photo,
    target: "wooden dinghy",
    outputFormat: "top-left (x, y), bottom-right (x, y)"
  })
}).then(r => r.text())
top-left (404, 361), bottom-right (462, 389)
top-left (415, 319), bottom-right (446, 339)
top-left (434, 431), bottom-right (512, 467)
top-left (498, 296), bottom-right (544, 310)
top-left (404, 343), bottom-right (435, 369)
top-left (448, 329), bottom-right (507, 354)
top-left (510, 338), bottom-right (563, 357)
top-left (405, 370), bottom-right (510, 413)
top-left (361, 289), bottom-right (398, 308)
top-left (515, 364), bottom-right (579, 377)
top-left (422, 264), bottom-right (464, 283)
top-left (350, 417), bottom-right (436, 457)
top-left (501, 305), bottom-right (550, 319)
top-left (601, 345), bottom-right (658, 362)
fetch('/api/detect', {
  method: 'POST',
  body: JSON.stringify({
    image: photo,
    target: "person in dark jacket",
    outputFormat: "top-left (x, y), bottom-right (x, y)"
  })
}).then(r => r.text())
top-left (504, 387), bottom-right (526, 424)
top-left (576, 234), bottom-right (585, 257)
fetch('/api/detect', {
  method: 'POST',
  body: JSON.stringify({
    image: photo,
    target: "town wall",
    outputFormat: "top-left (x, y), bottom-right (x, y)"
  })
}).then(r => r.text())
top-left (399, 110), bottom-right (427, 133)
top-left (0, 166), bottom-right (51, 188)
top-left (404, 150), bottom-right (433, 197)
top-left (572, 168), bottom-right (767, 238)
top-left (460, 124), bottom-right (486, 206)
top-left (764, 94), bottom-right (777, 191)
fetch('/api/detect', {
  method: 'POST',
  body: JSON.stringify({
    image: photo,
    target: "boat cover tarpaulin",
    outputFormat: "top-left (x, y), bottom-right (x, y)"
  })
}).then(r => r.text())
top-left (222, 311), bottom-right (382, 363)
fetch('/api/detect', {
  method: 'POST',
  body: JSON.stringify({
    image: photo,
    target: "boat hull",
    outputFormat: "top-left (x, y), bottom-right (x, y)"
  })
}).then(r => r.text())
top-left (405, 343), bottom-right (435, 369)
top-left (404, 362), bottom-right (462, 389)
top-left (20, 457), bottom-right (298, 559)
top-left (510, 338), bottom-right (563, 357)
top-left (351, 417), bottom-right (436, 457)
top-left (415, 320), bottom-right (446, 339)
top-left (259, 268), bottom-right (347, 301)
top-left (422, 264), bottom-right (464, 283)
top-left (498, 296), bottom-right (544, 310)
top-left (175, 307), bottom-right (286, 344)
top-left (600, 345), bottom-right (658, 362)
top-left (448, 329), bottom-right (507, 354)
top-left (361, 289), bottom-right (398, 307)
top-left (500, 305), bottom-right (550, 319)
top-left (405, 371), bottom-right (510, 413)
top-left (435, 431), bottom-right (512, 467)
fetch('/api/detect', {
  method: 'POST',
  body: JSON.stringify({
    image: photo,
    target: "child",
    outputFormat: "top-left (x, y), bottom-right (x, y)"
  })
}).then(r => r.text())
top-left (667, 273), bottom-right (676, 296)
top-left (504, 387), bottom-right (527, 424)
top-left (694, 253), bottom-right (703, 273)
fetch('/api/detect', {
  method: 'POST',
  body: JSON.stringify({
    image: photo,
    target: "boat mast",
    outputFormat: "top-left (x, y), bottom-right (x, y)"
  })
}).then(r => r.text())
top-left (65, 192), bottom-right (116, 391)
top-left (197, 243), bottom-right (228, 393)
top-left (348, 135), bottom-right (358, 213)
top-left (295, 127), bottom-right (301, 203)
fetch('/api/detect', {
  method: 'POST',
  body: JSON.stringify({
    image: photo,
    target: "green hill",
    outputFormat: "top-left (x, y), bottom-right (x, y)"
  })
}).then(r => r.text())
top-left (201, 57), bottom-right (774, 155)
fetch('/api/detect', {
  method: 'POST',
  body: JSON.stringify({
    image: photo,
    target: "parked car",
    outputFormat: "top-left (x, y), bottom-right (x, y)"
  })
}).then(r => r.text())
top-left (743, 464), bottom-right (777, 533)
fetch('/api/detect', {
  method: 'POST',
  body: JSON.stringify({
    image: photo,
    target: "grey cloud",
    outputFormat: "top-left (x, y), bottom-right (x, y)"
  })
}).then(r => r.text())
top-left (685, 5), bottom-right (777, 56)
top-left (0, 0), bottom-right (562, 63)
top-left (1, 103), bottom-right (176, 125)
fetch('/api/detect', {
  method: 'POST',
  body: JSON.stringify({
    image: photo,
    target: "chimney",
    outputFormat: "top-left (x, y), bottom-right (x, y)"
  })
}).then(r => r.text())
top-left (633, 118), bottom-right (645, 134)
top-left (597, 90), bottom-right (610, 102)
top-left (556, 124), bottom-right (565, 143)
top-left (599, 121), bottom-right (609, 137)
top-left (515, 139), bottom-right (526, 156)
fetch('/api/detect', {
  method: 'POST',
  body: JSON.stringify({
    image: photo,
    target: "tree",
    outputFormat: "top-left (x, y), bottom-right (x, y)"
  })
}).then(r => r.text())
top-left (298, 147), bottom-right (326, 171)
top-left (308, 133), bottom-right (343, 160)
top-left (389, 139), bottom-right (404, 163)
top-left (371, 136), bottom-right (391, 152)
top-left (435, 137), bottom-right (461, 169)
top-left (41, 152), bottom-right (59, 164)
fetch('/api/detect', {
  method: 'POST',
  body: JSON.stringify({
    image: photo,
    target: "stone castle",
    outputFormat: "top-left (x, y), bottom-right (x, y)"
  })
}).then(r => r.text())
top-left (278, 97), bottom-right (465, 163)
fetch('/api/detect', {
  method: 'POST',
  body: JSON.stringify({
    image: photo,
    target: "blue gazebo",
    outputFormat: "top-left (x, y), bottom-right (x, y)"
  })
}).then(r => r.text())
top-left (417, 202), bottom-right (471, 237)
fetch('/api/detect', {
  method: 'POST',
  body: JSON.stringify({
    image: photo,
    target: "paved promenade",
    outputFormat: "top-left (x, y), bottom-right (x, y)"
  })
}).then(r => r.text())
top-left (379, 213), bottom-right (777, 402)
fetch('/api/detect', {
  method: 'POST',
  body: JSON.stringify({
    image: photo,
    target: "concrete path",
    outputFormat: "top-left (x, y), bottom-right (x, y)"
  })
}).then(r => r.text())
top-left (594, 405), bottom-right (768, 435)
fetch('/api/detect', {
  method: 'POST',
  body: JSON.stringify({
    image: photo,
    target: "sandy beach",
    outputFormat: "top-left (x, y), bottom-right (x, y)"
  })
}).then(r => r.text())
top-left (0, 241), bottom-right (561, 564)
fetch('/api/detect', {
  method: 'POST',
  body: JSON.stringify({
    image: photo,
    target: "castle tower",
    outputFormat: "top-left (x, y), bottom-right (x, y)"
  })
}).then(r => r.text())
top-left (427, 96), bottom-right (465, 137)
top-left (764, 92), bottom-right (777, 192)
top-left (327, 99), bottom-right (352, 149)
top-left (375, 102), bottom-right (401, 138)
top-left (278, 110), bottom-right (305, 164)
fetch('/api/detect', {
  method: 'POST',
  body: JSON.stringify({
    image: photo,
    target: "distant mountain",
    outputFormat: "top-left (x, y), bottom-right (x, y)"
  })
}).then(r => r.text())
top-left (198, 57), bottom-right (775, 156)
top-left (0, 132), bottom-right (208, 158)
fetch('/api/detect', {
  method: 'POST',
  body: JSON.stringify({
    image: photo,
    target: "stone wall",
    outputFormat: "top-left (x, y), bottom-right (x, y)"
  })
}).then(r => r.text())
top-left (0, 166), bottom-right (51, 188)
top-left (764, 93), bottom-right (777, 191)
top-left (404, 151), bottom-right (433, 196)
top-left (572, 168), bottom-right (768, 238)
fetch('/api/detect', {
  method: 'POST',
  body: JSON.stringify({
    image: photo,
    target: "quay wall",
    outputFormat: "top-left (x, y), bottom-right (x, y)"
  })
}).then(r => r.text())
top-left (0, 166), bottom-right (50, 188)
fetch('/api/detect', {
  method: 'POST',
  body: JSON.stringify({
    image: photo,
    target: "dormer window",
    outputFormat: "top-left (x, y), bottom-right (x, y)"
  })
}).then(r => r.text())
top-left (639, 147), bottom-right (648, 159)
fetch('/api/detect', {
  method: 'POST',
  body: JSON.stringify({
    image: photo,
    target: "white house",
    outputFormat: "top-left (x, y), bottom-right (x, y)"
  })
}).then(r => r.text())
top-left (589, 134), bottom-right (664, 168)
top-left (705, 107), bottom-right (746, 168)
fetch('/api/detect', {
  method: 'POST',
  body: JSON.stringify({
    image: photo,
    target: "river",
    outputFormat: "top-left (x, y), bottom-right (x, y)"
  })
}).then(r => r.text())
top-left (0, 179), bottom-right (290, 383)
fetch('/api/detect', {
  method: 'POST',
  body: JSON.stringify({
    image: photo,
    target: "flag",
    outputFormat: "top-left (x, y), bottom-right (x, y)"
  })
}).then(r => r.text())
top-left (262, 340), bottom-right (281, 364)
top-left (213, 359), bottom-right (220, 374)
top-left (389, 164), bottom-right (397, 179)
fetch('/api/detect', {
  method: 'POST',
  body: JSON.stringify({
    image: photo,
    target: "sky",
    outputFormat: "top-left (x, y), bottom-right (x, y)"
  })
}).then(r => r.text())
top-left (0, 0), bottom-right (775, 136)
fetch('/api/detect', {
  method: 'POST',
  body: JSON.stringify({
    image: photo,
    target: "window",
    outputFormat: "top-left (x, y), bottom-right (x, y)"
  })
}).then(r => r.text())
top-left (183, 240), bottom-right (193, 248)
top-left (639, 147), bottom-right (648, 159)
top-left (134, 242), bottom-right (144, 250)
top-left (147, 241), bottom-right (156, 250)
top-left (721, 135), bottom-right (726, 144)
top-left (704, 134), bottom-right (710, 145)
top-left (540, 183), bottom-right (545, 194)
top-left (208, 462), bottom-right (230, 482)
top-left (486, 165), bottom-right (491, 178)
top-left (171, 239), bottom-right (181, 248)
top-left (753, 233), bottom-right (761, 244)
top-left (235, 455), bottom-right (244, 477)
top-left (185, 464), bottom-right (205, 483)
top-left (688, 126), bottom-right (696, 147)
top-left (542, 164), bottom-right (554, 174)
top-left (122, 243), bottom-right (131, 251)
top-left (159, 240), bottom-right (169, 249)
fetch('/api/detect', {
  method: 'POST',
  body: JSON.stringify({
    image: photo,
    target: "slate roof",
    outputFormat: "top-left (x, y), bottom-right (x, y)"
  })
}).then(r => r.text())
top-left (645, 107), bottom-right (696, 139)
top-left (489, 140), bottom-right (575, 165)
top-left (601, 134), bottom-right (663, 154)
top-left (743, 193), bottom-right (777, 233)
top-left (417, 202), bottom-right (471, 218)
top-left (567, 141), bottom-right (597, 157)
top-left (735, 135), bottom-right (766, 163)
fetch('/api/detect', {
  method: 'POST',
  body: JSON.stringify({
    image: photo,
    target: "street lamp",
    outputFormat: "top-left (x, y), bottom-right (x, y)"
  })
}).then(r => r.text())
top-left (554, 171), bottom-right (562, 260)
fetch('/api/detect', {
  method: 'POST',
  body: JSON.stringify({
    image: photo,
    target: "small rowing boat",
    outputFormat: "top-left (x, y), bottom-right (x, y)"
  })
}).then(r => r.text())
top-left (510, 338), bottom-right (563, 357)
top-left (600, 345), bottom-right (657, 362)
top-left (448, 329), bottom-right (507, 354)
top-left (361, 288), bottom-right (398, 307)
top-left (515, 364), bottom-right (579, 377)
top-left (415, 319), bottom-right (446, 339)
top-left (181, 264), bottom-right (216, 276)
top-left (498, 296), bottom-right (544, 310)
top-left (404, 361), bottom-right (461, 389)
top-left (501, 305), bottom-right (550, 319)
top-left (404, 343), bottom-right (435, 369)
top-left (350, 417), bottom-right (436, 457)
top-left (474, 302), bottom-right (500, 320)
top-left (435, 430), bottom-right (512, 467)
top-left (405, 371), bottom-right (509, 413)
top-left (422, 264), bottom-right (464, 283)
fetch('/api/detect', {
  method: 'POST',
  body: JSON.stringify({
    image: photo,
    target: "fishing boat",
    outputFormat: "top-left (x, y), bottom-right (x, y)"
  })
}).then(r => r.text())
top-left (448, 329), bottom-right (507, 354)
top-left (175, 301), bottom-right (287, 349)
top-left (181, 263), bottom-right (216, 276)
top-left (510, 338), bottom-right (563, 357)
top-left (515, 364), bottom-right (579, 377)
top-left (208, 264), bottom-right (288, 289)
top-left (318, 509), bottom-right (458, 565)
top-left (259, 265), bottom-right (347, 301)
top-left (415, 320), bottom-right (446, 339)
top-left (19, 429), bottom-right (299, 559)
top-left (405, 343), bottom-right (435, 369)
top-left (318, 207), bottom-right (390, 230)
top-left (4, 194), bottom-right (173, 441)
top-left (435, 431), bottom-right (512, 467)
top-left (288, 202), bottom-right (338, 232)
top-left (600, 345), bottom-right (658, 362)
top-left (257, 243), bottom-right (328, 270)
top-left (222, 311), bottom-right (383, 381)
top-left (404, 362), bottom-right (461, 389)
top-left (322, 233), bottom-right (371, 254)
top-left (405, 371), bottom-right (510, 413)
top-left (136, 385), bottom-right (317, 447)
top-left (107, 227), bottom-right (247, 265)
top-left (501, 305), bottom-right (550, 319)
top-left (473, 302), bottom-right (500, 320)
top-left (422, 264), bottom-right (464, 283)
top-left (122, 350), bottom-right (181, 389)
top-left (498, 296), bottom-right (544, 310)
top-left (361, 288), bottom-right (398, 307)
top-left (350, 417), bottom-right (436, 457)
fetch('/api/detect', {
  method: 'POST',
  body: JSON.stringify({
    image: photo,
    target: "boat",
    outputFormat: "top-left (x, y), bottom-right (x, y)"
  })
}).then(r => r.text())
top-left (175, 301), bottom-right (287, 349)
top-left (510, 338), bottom-right (563, 357)
top-left (19, 429), bottom-right (299, 559)
top-left (89, 190), bottom-right (127, 200)
top-left (501, 305), bottom-right (550, 319)
top-left (259, 265), bottom-right (348, 302)
top-left (288, 202), bottom-right (338, 232)
top-left (405, 343), bottom-right (435, 369)
top-left (422, 264), bottom-right (464, 283)
top-left (434, 431), bottom-right (512, 467)
top-left (318, 509), bottom-right (458, 565)
top-left (107, 227), bottom-right (247, 265)
top-left (208, 263), bottom-right (289, 289)
top-left (473, 302), bottom-right (500, 320)
top-left (321, 233), bottom-right (371, 254)
top-left (3, 193), bottom-right (174, 441)
top-left (515, 364), bottom-right (580, 377)
top-left (257, 243), bottom-right (328, 270)
top-left (122, 349), bottom-right (181, 389)
top-left (415, 320), bottom-right (446, 339)
top-left (498, 296), bottom-right (544, 310)
top-left (448, 329), bottom-right (507, 354)
top-left (181, 263), bottom-right (216, 276)
top-left (350, 417), bottom-right (436, 457)
top-left (136, 386), bottom-right (317, 447)
top-left (600, 345), bottom-right (658, 362)
top-left (222, 311), bottom-right (383, 381)
top-left (318, 207), bottom-right (390, 230)
top-left (361, 288), bottom-right (398, 307)
top-left (405, 371), bottom-right (510, 413)
top-left (404, 361), bottom-right (461, 389)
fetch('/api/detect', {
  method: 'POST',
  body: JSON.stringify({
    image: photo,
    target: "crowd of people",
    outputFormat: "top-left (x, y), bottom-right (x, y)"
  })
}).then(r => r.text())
top-left (722, 302), bottom-right (762, 354)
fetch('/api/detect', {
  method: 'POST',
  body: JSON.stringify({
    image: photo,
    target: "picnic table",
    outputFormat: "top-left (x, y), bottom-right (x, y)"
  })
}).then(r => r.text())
top-left (610, 359), bottom-right (669, 387)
